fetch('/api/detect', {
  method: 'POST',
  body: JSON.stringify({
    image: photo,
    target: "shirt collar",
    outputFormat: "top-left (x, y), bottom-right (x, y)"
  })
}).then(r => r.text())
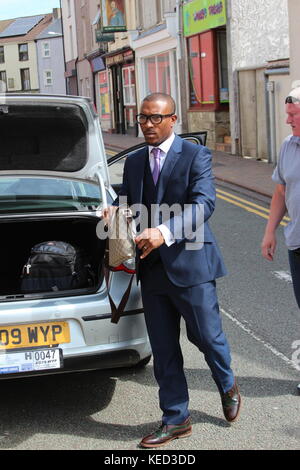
top-left (148, 133), bottom-right (176, 156)
top-left (290, 135), bottom-right (300, 146)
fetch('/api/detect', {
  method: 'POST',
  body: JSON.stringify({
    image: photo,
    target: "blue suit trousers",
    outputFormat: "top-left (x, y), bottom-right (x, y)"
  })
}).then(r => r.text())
top-left (288, 249), bottom-right (300, 308)
top-left (140, 261), bottom-right (234, 425)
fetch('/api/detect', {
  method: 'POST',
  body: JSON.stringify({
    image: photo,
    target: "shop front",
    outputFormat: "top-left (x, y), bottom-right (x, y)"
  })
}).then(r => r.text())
top-left (87, 53), bottom-right (111, 132)
top-left (183, 0), bottom-right (230, 150)
top-left (104, 48), bottom-right (137, 135)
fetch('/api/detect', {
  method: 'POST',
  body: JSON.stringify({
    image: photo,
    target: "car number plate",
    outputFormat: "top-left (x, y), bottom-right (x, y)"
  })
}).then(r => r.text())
top-left (0, 321), bottom-right (70, 349)
top-left (0, 348), bottom-right (63, 375)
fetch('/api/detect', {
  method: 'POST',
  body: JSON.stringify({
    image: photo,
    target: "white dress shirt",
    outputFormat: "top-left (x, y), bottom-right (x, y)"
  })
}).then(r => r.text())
top-left (148, 133), bottom-right (176, 247)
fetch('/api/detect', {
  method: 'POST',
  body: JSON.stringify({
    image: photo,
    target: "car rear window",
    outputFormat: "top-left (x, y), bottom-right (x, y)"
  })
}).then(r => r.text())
top-left (0, 177), bottom-right (102, 213)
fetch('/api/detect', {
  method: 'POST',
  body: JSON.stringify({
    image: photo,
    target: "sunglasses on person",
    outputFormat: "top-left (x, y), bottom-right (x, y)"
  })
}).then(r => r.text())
top-left (136, 113), bottom-right (175, 125)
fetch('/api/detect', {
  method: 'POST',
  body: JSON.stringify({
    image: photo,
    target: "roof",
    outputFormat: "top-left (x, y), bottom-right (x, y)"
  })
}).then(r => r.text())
top-left (36, 18), bottom-right (62, 40)
top-left (0, 15), bottom-right (45, 38)
top-left (0, 14), bottom-right (52, 44)
top-left (0, 19), bottom-right (14, 34)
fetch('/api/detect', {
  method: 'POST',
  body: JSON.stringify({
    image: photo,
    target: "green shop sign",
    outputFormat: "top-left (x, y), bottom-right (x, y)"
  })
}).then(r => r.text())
top-left (183, 0), bottom-right (226, 37)
top-left (96, 30), bottom-right (115, 42)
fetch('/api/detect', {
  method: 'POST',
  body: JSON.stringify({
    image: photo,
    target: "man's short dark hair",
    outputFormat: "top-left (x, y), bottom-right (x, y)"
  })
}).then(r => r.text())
top-left (142, 93), bottom-right (176, 114)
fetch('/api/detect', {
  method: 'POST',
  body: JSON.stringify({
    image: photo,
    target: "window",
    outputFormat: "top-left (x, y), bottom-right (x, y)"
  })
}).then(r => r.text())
top-left (144, 53), bottom-right (171, 95)
top-left (139, 0), bottom-right (163, 28)
top-left (20, 68), bottom-right (31, 90)
top-left (0, 177), bottom-right (102, 214)
top-left (42, 42), bottom-right (51, 58)
top-left (122, 66), bottom-right (136, 105)
top-left (0, 70), bottom-right (7, 91)
top-left (44, 70), bottom-right (53, 86)
top-left (187, 29), bottom-right (229, 109)
top-left (19, 43), bottom-right (29, 61)
top-left (0, 46), bottom-right (4, 64)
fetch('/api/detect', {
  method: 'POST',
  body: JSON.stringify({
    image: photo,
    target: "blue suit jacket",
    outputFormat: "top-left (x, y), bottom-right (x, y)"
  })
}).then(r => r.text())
top-left (115, 135), bottom-right (227, 287)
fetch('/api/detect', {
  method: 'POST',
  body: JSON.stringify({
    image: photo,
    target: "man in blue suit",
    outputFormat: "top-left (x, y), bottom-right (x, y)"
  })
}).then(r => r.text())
top-left (110, 93), bottom-right (241, 448)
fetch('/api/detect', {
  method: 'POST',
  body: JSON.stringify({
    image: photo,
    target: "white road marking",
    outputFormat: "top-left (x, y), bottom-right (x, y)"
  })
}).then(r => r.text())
top-left (220, 307), bottom-right (297, 370)
top-left (272, 271), bottom-right (292, 283)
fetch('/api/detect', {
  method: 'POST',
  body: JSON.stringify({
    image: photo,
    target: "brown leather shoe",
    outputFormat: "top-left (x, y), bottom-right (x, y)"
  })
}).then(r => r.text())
top-left (139, 418), bottom-right (192, 448)
top-left (221, 380), bottom-right (241, 422)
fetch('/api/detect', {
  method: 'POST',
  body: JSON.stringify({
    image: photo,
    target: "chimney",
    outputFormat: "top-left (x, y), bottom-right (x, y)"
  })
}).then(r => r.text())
top-left (52, 8), bottom-right (61, 20)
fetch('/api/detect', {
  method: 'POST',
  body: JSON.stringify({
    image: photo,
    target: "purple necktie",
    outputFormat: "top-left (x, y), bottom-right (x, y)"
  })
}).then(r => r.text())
top-left (151, 147), bottom-right (161, 185)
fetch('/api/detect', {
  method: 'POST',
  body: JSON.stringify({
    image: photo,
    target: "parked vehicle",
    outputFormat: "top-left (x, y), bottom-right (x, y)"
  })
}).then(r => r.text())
top-left (0, 94), bottom-right (152, 379)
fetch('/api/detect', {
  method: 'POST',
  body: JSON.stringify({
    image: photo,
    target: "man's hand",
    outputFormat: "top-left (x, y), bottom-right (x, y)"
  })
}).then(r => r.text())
top-left (135, 228), bottom-right (165, 259)
top-left (261, 232), bottom-right (277, 261)
top-left (261, 184), bottom-right (286, 262)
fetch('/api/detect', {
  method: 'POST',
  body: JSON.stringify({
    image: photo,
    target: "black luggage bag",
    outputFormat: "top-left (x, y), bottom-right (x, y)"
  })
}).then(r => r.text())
top-left (21, 241), bottom-right (94, 293)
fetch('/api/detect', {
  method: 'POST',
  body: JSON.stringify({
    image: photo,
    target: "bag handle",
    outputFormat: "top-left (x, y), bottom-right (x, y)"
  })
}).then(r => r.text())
top-left (103, 265), bottom-right (134, 324)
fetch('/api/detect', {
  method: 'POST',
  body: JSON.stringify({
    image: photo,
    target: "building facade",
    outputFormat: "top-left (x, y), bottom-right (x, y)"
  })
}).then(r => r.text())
top-left (36, 9), bottom-right (66, 95)
top-left (61, 0), bottom-right (79, 95)
top-left (288, 0), bottom-right (300, 93)
top-left (58, 0), bottom-right (297, 160)
top-left (0, 14), bottom-right (53, 93)
top-left (132, 0), bottom-right (185, 135)
top-left (227, 0), bottom-right (290, 161)
top-left (103, 0), bottom-right (137, 135)
top-left (73, 0), bottom-right (95, 100)
top-left (183, 0), bottom-right (230, 150)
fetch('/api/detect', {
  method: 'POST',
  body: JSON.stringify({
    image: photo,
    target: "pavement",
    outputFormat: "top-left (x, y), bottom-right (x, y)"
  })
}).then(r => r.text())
top-left (102, 132), bottom-right (276, 199)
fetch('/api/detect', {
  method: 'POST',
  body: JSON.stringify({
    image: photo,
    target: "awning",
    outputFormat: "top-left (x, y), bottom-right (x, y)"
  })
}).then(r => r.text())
top-left (91, 56), bottom-right (105, 72)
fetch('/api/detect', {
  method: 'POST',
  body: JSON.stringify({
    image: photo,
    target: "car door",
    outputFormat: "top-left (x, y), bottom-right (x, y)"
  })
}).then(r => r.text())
top-left (107, 131), bottom-right (207, 194)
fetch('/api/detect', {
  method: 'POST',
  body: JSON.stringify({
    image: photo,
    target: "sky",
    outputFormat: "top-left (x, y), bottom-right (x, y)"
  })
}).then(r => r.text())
top-left (0, 0), bottom-right (61, 21)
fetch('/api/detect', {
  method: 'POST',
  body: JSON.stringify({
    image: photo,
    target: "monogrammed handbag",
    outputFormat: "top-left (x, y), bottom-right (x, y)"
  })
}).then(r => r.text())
top-left (107, 204), bottom-right (136, 267)
top-left (104, 204), bottom-right (137, 324)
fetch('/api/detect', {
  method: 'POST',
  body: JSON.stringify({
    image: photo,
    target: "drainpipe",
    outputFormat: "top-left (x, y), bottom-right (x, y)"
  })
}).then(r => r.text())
top-left (266, 80), bottom-right (276, 164)
top-left (265, 67), bottom-right (289, 164)
top-left (59, 0), bottom-right (68, 94)
top-left (176, 0), bottom-right (188, 133)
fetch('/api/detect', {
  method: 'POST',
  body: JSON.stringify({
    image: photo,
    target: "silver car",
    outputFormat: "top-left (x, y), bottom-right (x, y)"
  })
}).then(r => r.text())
top-left (0, 94), bottom-right (152, 379)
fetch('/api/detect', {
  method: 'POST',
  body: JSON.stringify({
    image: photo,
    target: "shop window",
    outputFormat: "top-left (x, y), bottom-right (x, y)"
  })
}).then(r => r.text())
top-left (122, 66), bottom-right (136, 106)
top-left (99, 71), bottom-right (110, 120)
top-left (188, 28), bottom-right (228, 109)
